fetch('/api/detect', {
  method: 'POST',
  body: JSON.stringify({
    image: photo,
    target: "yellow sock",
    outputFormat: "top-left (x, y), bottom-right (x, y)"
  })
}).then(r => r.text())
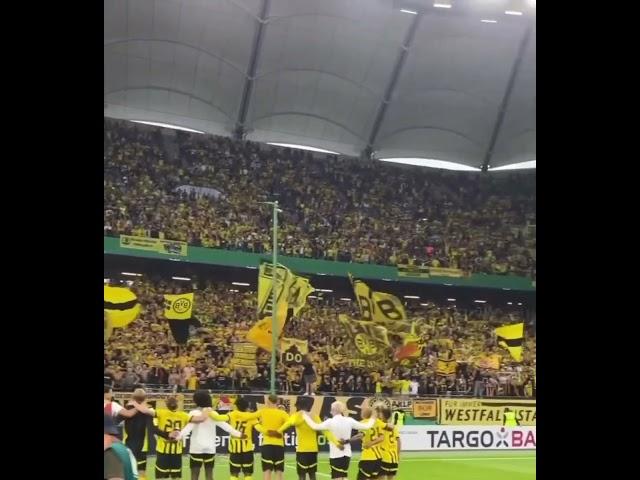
top-left (230, 476), bottom-right (239, 480)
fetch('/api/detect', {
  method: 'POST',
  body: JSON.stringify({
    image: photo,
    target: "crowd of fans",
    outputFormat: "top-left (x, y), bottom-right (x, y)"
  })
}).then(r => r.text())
top-left (104, 278), bottom-right (536, 398)
top-left (104, 118), bottom-right (536, 277)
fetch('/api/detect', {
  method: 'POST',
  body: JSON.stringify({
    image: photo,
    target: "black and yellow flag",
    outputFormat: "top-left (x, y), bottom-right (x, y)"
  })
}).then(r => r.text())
top-left (436, 358), bottom-right (458, 375)
top-left (164, 293), bottom-right (195, 344)
top-left (104, 285), bottom-right (140, 330)
top-left (280, 337), bottom-right (309, 365)
top-left (328, 315), bottom-right (392, 369)
top-left (495, 322), bottom-right (524, 362)
top-left (249, 262), bottom-right (314, 351)
top-left (350, 274), bottom-right (407, 324)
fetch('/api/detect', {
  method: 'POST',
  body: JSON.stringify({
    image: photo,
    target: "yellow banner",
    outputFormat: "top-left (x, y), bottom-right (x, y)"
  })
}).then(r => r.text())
top-left (439, 398), bottom-right (536, 426)
top-left (436, 358), bottom-right (457, 375)
top-left (328, 315), bottom-right (392, 369)
top-left (475, 354), bottom-right (501, 370)
top-left (230, 342), bottom-right (257, 373)
top-left (163, 293), bottom-right (194, 320)
top-left (413, 399), bottom-right (438, 419)
top-left (280, 337), bottom-right (309, 365)
top-left (120, 235), bottom-right (188, 256)
top-left (397, 265), bottom-right (466, 278)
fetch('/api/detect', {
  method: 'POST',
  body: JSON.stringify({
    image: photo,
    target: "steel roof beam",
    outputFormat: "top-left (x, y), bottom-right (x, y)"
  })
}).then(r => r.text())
top-left (364, 11), bottom-right (422, 158)
top-left (481, 22), bottom-right (534, 172)
top-left (234, 0), bottom-right (271, 140)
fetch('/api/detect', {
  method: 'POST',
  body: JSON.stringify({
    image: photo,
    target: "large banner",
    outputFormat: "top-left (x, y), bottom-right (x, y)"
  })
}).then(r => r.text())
top-left (397, 265), bottom-right (466, 278)
top-left (120, 235), bottom-right (188, 256)
top-left (400, 426), bottom-right (536, 451)
top-left (439, 398), bottom-right (536, 426)
top-left (328, 315), bottom-right (392, 369)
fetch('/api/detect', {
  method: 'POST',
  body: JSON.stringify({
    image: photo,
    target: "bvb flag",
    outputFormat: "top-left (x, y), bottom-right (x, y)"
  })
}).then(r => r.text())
top-left (248, 262), bottom-right (314, 351)
top-left (350, 274), bottom-right (407, 325)
top-left (280, 337), bottom-right (309, 365)
top-left (495, 322), bottom-right (524, 362)
top-left (436, 358), bottom-right (458, 375)
top-left (104, 285), bottom-right (140, 330)
top-left (164, 293), bottom-right (196, 344)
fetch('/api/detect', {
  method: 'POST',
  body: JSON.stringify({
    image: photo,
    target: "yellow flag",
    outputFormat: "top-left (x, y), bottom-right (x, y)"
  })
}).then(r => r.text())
top-left (246, 302), bottom-right (288, 352)
top-left (350, 275), bottom-right (407, 324)
top-left (287, 275), bottom-right (315, 316)
top-left (104, 285), bottom-right (140, 328)
top-left (495, 323), bottom-right (524, 362)
top-left (436, 358), bottom-right (458, 375)
top-left (164, 293), bottom-right (194, 320)
top-left (257, 263), bottom-right (295, 319)
top-left (280, 337), bottom-right (309, 365)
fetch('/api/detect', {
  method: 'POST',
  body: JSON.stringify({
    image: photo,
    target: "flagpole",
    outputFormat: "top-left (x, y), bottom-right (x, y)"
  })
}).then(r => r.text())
top-left (270, 200), bottom-right (279, 394)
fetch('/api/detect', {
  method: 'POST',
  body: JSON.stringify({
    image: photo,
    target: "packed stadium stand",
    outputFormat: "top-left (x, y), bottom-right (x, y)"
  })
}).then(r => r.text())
top-left (105, 119), bottom-right (535, 277)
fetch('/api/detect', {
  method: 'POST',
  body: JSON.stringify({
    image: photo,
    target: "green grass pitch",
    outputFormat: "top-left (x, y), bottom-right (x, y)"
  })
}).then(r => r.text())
top-left (143, 450), bottom-right (535, 480)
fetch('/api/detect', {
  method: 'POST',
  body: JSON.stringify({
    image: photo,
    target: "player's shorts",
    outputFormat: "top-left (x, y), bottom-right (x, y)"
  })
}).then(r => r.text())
top-left (189, 453), bottom-right (215, 469)
top-left (261, 445), bottom-right (285, 471)
top-left (381, 461), bottom-right (399, 476)
top-left (330, 456), bottom-right (351, 479)
top-left (358, 459), bottom-right (381, 480)
top-left (230, 452), bottom-right (254, 475)
top-left (296, 452), bottom-right (318, 475)
top-left (155, 453), bottom-right (182, 479)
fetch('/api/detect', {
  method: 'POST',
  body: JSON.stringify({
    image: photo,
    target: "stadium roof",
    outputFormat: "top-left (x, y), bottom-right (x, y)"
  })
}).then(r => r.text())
top-left (104, 0), bottom-right (535, 171)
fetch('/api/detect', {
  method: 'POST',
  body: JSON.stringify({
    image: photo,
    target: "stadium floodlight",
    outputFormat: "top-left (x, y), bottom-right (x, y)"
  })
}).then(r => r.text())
top-left (518, 302), bottom-right (523, 305)
top-left (266, 143), bottom-right (340, 155)
top-left (245, 266), bottom-right (258, 269)
top-left (420, 303), bottom-right (429, 306)
top-left (490, 160), bottom-right (536, 171)
top-left (382, 278), bottom-right (393, 281)
top-left (404, 295), bottom-right (420, 299)
top-left (503, 288), bottom-right (512, 290)
top-left (400, 8), bottom-right (418, 14)
top-left (433, 3), bottom-right (452, 9)
top-left (481, 19), bottom-right (498, 23)
top-left (171, 276), bottom-right (191, 281)
top-left (121, 272), bottom-right (142, 277)
top-left (168, 258), bottom-right (182, 262)
top-left (379, 158), bottom-right (481, 171)
top-left (317, 288), bottom-right (334, 293)
top-left (339, 298), bottom-right (352, 301)
top-left (507, 302), bottom-right (513, 305)
top-left (232, 282), bottom-right (251, 286)
top-left (317, 273), bottom-right (327, 276)
top-left (474, 299), bottom-right (487, 303)
top-left (444, 283), bottom-right (453, 286)
top-left (308, 295), bottom-right (318, 299)
top-left (447, 298), bottom-right (456, 301)
top-left (229, 289), bottom-right (239, 292)
top-left (505, 10), bottom-right (523, 15)
top-left (130, 120), bottom-right (204, 134)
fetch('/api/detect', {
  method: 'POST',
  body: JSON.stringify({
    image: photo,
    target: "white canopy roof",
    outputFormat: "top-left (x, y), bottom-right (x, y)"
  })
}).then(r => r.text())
top-left (104, 0), bottom-right (535, 169)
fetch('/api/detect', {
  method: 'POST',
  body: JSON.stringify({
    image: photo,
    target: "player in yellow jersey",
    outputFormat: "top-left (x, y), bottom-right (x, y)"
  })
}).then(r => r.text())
top-left (349, 406), bottom-right (386, 480)
top-left (274, 396), bottom-right (342, 480)
top-left (153, 396), bottom-right (195, 479)
top-left (376, 407), bottom-right (400, 480)
top-left (226, 397), bottom-right (262, 480)
top-left (257, 394), bottom-right (289, 480)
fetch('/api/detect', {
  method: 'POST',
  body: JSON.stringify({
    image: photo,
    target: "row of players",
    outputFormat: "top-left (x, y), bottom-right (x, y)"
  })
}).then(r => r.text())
top-left (104, 387), bottom-right (401, 480)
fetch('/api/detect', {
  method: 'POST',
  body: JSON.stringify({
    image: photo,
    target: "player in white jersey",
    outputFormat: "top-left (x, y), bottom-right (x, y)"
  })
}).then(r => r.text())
top-left (302, 401), bottom-right (376, 480)
top-left (171, 390), bottom-right (245, 480)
